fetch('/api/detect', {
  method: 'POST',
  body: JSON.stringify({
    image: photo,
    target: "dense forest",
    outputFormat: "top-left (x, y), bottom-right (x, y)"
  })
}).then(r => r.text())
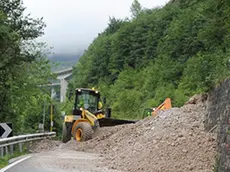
top-left (69, 0), bottom-right (230, 119)
top-left (0, 0), bottom-right (62, 134)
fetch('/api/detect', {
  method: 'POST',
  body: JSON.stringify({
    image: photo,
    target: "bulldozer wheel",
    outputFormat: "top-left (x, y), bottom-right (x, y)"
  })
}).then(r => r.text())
top-left (62, 122), bottom-right (72, 143)
top-left (74, 122), bottom-right (92, 142)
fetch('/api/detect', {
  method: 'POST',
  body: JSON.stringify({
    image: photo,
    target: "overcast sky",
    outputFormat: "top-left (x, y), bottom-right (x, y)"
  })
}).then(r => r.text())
top-left (23, 0), bottom-right (169, 54)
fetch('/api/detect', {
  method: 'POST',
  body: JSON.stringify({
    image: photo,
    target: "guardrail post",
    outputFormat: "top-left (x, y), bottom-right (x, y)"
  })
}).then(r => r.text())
top-left (26, 142), bottom-right (30, 152)
top-left (19, 143), bottom-right (23, 153)
top-left (0, 147), bottom-right (3, 158)
top-left (5, 146), bottom-right (8, 154)
top-left (10, 145), bottom-right (14, 155)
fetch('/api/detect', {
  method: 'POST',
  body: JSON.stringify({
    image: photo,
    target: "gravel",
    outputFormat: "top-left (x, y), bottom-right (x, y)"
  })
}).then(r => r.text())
top-left (31, 96), bottom-right (216, 172)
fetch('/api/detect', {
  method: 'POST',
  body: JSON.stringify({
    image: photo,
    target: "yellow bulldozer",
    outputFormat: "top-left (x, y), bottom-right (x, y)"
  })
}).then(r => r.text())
top-left (62, 88), bottom-right (135, 142)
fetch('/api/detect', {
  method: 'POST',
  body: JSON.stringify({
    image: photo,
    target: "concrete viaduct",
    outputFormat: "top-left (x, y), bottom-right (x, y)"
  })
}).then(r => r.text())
top-left (50, 67), bottom-right (73, 102)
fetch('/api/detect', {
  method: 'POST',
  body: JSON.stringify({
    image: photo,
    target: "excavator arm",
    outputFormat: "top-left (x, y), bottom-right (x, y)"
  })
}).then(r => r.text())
top-left (152, 98), bottom-right (172, 116)
top-left (83, 109), bottom-right (100, 130)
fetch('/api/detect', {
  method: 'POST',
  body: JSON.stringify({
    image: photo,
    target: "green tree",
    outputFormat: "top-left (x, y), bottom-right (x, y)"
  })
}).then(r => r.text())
top-left (105, 17), bottom-right (125, 35)
top-left (0, 0), bottom-right (53, 133)
top-left (130, 0), bottom-right (142, 19)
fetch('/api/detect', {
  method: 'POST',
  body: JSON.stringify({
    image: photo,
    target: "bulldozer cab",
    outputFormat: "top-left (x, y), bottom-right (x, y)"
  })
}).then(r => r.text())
top-left (74, 88), bottom-right (101, 113)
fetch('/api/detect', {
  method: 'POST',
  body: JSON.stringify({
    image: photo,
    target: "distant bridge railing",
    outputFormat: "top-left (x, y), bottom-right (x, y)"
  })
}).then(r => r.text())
top-left (0, 132), bottom-right (56, 158)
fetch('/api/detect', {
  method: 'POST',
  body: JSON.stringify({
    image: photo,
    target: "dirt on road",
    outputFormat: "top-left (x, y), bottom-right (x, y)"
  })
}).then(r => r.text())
top-left (31, 95), bottom-right (216, 172)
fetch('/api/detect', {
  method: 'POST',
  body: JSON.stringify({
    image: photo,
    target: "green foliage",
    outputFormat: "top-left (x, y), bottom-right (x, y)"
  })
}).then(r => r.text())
top-left (179, 51), bottom-right (230, 95)
top-left (109, 68), bottom-right (145, 119)
top-left (70, 0), bottom-right (230, 119)
top-left (130, 0), bottom-right (142, 19)
top-left (0, 0), bottom-right (53, 134)
top-left (61, 97), bottom-right (74, 115)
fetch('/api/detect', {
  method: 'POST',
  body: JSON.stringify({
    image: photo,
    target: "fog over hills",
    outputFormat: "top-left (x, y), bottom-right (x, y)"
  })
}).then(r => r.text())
top-left (48, 51), bottom-right (83, 71)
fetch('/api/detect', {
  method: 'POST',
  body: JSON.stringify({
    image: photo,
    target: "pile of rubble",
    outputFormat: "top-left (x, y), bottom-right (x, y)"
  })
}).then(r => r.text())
top-left (32, 95), bottom-right (216, 172)
top-left (67, 95), bottom-right (216, 172)
top-left (30, 138), bottom-right (61, 153)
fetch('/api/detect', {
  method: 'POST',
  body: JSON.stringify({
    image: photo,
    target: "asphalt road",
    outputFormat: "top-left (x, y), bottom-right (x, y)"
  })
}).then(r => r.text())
top-left (5, 150), bottom-right (118, 172)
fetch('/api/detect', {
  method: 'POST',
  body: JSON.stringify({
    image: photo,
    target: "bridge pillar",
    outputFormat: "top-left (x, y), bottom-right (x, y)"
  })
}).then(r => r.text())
top-left (51, 67), bottom-right (72, 102)
top-left (51, 87), bottom-right (56, 100)
top-left (60, 79), bottom-right (68, 102)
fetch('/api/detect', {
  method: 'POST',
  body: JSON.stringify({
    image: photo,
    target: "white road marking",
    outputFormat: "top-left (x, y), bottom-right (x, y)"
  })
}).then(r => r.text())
top-left (0, 155), bottom-right (32, 172)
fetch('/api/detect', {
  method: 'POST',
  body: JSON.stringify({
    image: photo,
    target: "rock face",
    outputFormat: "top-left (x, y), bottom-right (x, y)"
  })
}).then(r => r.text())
top-left (205, 78), bottom-right (230, 172)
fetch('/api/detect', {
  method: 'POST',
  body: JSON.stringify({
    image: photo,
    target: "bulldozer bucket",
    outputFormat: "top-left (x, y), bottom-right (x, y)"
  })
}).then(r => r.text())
top-left (98, 118), bottom-right (136, 127)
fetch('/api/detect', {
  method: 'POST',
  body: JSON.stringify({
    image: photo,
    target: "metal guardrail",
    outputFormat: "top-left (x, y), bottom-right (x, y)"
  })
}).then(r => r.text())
top-left (0, 132), bottom-right (56, 158)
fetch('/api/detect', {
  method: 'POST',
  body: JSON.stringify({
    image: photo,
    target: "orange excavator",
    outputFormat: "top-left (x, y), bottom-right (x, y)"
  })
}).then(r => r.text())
top-left (143, 98), bottom-right (172, 118)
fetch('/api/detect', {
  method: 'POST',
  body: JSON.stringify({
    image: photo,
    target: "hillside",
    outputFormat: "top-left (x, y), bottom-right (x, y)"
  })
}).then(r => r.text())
top-left (69, 0), bottom-right (230, 119)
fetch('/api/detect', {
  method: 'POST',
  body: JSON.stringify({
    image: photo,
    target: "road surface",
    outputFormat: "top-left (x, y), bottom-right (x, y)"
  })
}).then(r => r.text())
top-left (5, 150), bottom-right (118, 172)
